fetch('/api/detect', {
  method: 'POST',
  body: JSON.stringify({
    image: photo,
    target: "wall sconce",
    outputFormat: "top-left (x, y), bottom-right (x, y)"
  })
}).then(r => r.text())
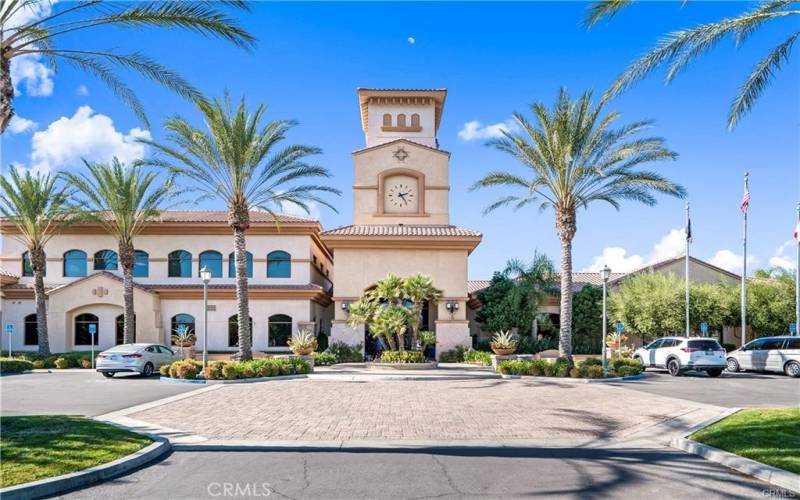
top-left (445, 302), bottom-right (459, 318)
top-left (340, 301), bottom-right (350, 313)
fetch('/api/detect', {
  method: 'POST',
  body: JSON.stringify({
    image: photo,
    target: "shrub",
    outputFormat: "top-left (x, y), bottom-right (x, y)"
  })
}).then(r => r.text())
top-left (290, 357), bottom-right (312, 374)
top-left (380, 350), bottom-right (426, 364)
top-left (528, 359), bottom-right (549, 376)
top-left (0, 358), bottom-right (34, 374)
top-left (287, 328), bottom-right (318, 352)
top-left (490, 330), bottom-right (517, 351)
top-left (552, 359), bottom-right (571, 378)
top-left (609, 356), bottom-right (641, 374)
top-left (159, 364), bottom-right (171, 377)
top-left (44, 356), bottom-right (58, 368)
top-left (463, 349), bottom-right (492, 366)
top-left (312, 351), bottom-right (337, 366)
top-left (327, 342), bottom-right (363, 363)
top-left (580, 357), bottom-right (603, 367)
top-left (32, 360), bottom-right (45, 369)
top-left (615, 365), bottom-right (641, 377)
top-left (54, 357), bottom-right (72, 369)
top-left (169, 360), bottom-right (202, 379)
top-left (79, 358), bottom-right (92, 369)
top-left (583, 365), bottom-right (605, 379)
top-left (203, 361), bottom-right (226, 380)
top-left (438, 346), bottom-right (466, 363)
top-left (222, 363), bottom-right (238, 380)
top-left (570, 367), bottom-right (582, 378)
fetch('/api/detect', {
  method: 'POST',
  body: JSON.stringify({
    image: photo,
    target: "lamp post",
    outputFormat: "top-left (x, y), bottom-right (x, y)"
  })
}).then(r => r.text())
top-left (200, 266), bottom-right (212, 374)
top-left (600, 265), bottom-right (611, 376)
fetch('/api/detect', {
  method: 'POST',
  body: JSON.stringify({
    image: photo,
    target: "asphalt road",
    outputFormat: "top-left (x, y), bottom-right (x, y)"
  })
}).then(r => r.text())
top-left (0, 371), bottom-right (201, 417)
top-left (611, 370), bottom-right (800, 408)
top-left (59, 447), bottom-right (774, 499)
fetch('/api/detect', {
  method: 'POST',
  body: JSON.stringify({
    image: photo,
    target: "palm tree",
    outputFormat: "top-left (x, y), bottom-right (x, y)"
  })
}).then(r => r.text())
top-left (0, 0), bottom-right (255, 133)
top-left (403, 274), bottom-right (442, 350)
top-left (585, 0), bottom-right (800, 129)
top-left (140, 95), bottom-right (340, 361)
top-left (503, 252), bottom-right (558, 328)
top-left (0, 165), bottom-right (76, 355)
top-left (60, 159), bottom-right (180, 344)
top-left (471, 88), bottom-right (685, 362)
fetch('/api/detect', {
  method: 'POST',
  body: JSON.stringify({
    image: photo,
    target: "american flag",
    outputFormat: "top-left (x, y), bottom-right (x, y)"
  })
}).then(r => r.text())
top-left (740, 182), bottom-right (750, 214)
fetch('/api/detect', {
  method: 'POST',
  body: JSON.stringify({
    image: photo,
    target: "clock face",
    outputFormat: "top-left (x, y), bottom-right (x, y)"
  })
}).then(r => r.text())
top-left (384, 175), bottom-right (419, 213)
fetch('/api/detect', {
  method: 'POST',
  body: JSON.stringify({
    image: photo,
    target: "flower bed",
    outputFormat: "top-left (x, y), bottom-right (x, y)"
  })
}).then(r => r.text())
top-left (0, 358), bottom-right (34, 374)
top-left (496, 356), bottom-right (643, 379)
top-left (380, 350), bottom-right (426, 364)
top-left (10, 352), bottom-right (95, 369)
top-left (160, 357), bottom-right (312, 380)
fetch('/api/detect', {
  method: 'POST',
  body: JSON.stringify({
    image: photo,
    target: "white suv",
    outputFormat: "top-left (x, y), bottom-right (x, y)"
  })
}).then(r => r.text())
top-left (633, 337), bottom-right (727, 377)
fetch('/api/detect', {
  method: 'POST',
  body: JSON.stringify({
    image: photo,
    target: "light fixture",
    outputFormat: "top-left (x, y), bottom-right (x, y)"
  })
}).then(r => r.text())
top-left (600, 265), bottom-right (611, 283)
top-left (340, 301), bottom-right (350, 312)
top-left (200, 266), bottom-right (212, 374)
top-left (600, 264), bottom-right (611, 376)
top-left (200, 266), bottom-right (212, 285)
top-left (445, 302), bottom-right (459, 316)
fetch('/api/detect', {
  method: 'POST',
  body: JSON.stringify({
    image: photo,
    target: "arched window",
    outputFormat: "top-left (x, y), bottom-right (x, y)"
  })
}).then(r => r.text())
top-left (168, 250), bottom-right (192, 277)
top-left (74, 313), bottom-right (99, 345)
top-left (24, 314), bottom-right (37, 345)
top-left (382, 113), bottom-right (392, 127)
top-left (171, 314), bottom-right (195, 344)
top-left (199, 250), bottom-right (222, 278)
top-left (133, 250), bottom-right (149, 278)
top-left (410, 113), bottom-right (420, 128)
top-left (397, 113), bottom-right (407, 128)
top-left (267, 251), bottom-right (291, 278)
top-left (268, 314), bottom-right (292, 347)
top-left (116, 314), bottom-right (137, 344)
top-left (228, 315), bottom-right (253, 347)
top-left (94, 249), bottom-right (118, 270)
top-left (228, 251), bottom-right (253, 278)
top-left (21, 251), bottom-right (44, 277)
top-left (63, 250), bottom-right (87, 277)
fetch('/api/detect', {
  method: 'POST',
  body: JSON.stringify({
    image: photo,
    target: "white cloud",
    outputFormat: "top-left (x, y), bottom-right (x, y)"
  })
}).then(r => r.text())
top-left (458, 119), bottom-right (519, 141)
top-left (30, 106), bottom-right (150, 173)
top-left (7, 115), bottom-right (38, 134)
top-left (76, 84), bottom-right (90, 96)
top-left (583, 247), bottom-right (644, 273)
top-left (649, 229), bottom-right (687, 263)
top-left (769, 240), bottom-right (797, 271)
top-left (279, 199), bottom-right (320, 220)
top-left (708, 249), bottom-right (757, 274)
top-left (10, 54), bottom-right (54, 97)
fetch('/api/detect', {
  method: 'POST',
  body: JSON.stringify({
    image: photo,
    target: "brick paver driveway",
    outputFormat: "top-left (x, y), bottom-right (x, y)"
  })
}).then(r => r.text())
top-left (132, 379), bottom-right (695, 441)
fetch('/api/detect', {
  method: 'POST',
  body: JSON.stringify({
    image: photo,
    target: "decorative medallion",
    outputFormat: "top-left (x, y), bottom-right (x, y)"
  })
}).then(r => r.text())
top-left (393, 147), bottom-right (409, 162)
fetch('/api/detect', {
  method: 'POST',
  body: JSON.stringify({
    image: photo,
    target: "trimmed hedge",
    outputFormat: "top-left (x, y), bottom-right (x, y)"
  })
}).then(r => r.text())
top-left (11, 352), bottom-right (94, 369)
top-left (161, 357), bottom-right (312, 380)
top-left (380, 350), bottom-right (426, 364)
top-left (497, 356), bottom-right (643, 379)
top-left (312, 351), bottom-right (337, 366)
top-left (0, 358), bottom-right (34, 374)
top-left (438, 347), bottom-right (492, 366)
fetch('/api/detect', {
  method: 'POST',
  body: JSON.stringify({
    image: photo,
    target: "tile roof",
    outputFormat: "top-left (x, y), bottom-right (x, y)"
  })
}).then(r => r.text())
top-left (153, 211), bottom-right (317, 224)
top-left (322, 225), bottom-right (482, 237)
top-left (0, 267), bottom-right (19, 279)
top-left (467, 280), bottom-right (492, 294)
top-left (467, 272), bottom-right (626, 296)
top-left (147, 283), bottom-right (324, 291)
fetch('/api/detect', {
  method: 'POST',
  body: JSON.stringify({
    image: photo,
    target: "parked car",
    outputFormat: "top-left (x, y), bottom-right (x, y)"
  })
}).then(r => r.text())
top-left (633, 337), bottom-right (727, 377)
top-left (726, 336), bottom-right (800, 377)
top-left (96, 343), bottom-right (179, 378)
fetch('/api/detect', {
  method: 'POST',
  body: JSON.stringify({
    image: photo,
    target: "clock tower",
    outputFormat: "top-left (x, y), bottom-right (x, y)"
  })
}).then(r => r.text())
top-left (322, 88), bottom-right (481, 358)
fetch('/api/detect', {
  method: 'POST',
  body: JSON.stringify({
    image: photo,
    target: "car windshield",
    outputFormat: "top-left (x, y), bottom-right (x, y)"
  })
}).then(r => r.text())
top-left (104, 344), bottom-right (141, 352)
top-left (687, 340), bottom-right (721, 350)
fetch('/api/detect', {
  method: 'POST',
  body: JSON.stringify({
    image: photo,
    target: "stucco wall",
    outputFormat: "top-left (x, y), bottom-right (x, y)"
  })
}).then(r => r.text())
top-left (366, 102), bottom-right (437, 148)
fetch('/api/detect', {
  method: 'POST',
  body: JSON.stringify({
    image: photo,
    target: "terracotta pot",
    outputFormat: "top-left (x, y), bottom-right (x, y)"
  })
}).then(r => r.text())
top-left (292, 347), bottom-right (313, 356)
top-left (491, 347), bottom-right (515, 356)
top-left (606, 342), bottom-right (621, 350)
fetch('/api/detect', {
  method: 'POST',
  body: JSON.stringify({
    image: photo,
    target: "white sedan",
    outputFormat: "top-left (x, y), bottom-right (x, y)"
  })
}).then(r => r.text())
top-left (96, 343), bottom-right (180, 378)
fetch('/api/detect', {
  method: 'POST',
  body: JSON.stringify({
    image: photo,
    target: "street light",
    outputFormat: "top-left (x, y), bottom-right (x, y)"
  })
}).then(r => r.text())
top-left (600, 265), bottom-right (611, 376)
top-left (200, 266), bottom-right (212, 374)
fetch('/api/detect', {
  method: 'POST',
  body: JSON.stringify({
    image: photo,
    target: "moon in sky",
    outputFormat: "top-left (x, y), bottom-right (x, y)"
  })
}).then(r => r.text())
top-left (407, 37), bottom-right (416, 45)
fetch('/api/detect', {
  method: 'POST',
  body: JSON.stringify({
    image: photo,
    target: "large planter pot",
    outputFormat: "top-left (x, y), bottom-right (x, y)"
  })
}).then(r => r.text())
top-left (177, 346), bottom-right (196, 359)
top-left (491, 347), bottom-right (515, 356)
top-left (606, 342), bottom-right (621, 350)
top-left (291, 347), bottom-right (314, 356)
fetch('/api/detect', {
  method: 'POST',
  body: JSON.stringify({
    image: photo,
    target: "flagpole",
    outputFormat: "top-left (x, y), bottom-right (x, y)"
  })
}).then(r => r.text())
top-left (796, 202), bottom-right (799, 335)
top-left (685, 201), bottom-right (691, 337)
top-left (741, 172), bottom-right (749, 346)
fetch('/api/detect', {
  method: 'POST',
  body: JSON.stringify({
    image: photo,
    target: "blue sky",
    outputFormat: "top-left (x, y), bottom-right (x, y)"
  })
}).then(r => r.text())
top-left (2, 1), bottom-right (798, 279)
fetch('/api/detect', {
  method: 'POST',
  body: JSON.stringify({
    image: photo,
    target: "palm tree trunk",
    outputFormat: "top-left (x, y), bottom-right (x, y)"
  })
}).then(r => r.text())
top-left (0, 53), bottom-right (13, 134)
top-left (233, 226), bottom-right (252, 360)
top-left (556, 208), bottom-right (577, 364)
top-left (119, 242), bottom-right (135, 344)
top-left (384, 334), bottom-right (397, 351)
top-left (410, 304), bottom-right (422, 349)
top-left (397, 331), bottom-right (406, 351)
top-left (31, 248), bottom-right (50, 356)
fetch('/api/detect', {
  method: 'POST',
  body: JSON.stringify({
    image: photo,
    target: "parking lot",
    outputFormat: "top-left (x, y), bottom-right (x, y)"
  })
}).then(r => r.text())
top-left (0, 371), bottom-right (202, 417)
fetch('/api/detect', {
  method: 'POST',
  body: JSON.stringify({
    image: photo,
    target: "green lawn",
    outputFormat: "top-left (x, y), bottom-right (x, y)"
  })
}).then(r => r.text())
top-left (0, 416), bottom-right (152, 488)
top-left (691, 408), bottom-right (800, 474)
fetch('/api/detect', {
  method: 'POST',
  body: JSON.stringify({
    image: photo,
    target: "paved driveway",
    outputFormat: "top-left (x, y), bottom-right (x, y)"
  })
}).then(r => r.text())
top-left (131, 378), bottom-right (695, 442)
top-left (611, 370), bottom-right (800, 408)
top-left (0, 372), bottom-right (202, 417)
top-left (60, 446), bottom-right (771, 499)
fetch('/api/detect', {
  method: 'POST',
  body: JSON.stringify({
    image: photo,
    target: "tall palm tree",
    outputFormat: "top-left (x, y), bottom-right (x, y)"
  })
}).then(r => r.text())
top-left (471, 88), bottom-right (685, 362)
top-left (60, 159), bottom-right (180, 344)
top-left (0, 0), bottom-right (255, 133)
top-left (0, 165), bottom-right (75, 355)
top-left (585, 0), bottom-right (800, 129)
top-left (140, 95), bottom-right (340, 361)
top-left (403, 274), bottom-right (441, 349)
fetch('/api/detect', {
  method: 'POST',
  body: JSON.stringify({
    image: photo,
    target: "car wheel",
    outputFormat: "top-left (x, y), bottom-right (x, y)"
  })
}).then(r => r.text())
top-left (706, 368), bottom-right (723, 378)
top-left (726, 358), bottom-right (740, 373)
top-left (633, 356), bottom-right (646, 371)
top-left (784, 361), bottom-right (800, 378)
top-left (141, 362), bottom-right (154, 377)
top-left (101, 372), bottom-right (114, 378)
top-left (667, 359), bottom-right (681, 376)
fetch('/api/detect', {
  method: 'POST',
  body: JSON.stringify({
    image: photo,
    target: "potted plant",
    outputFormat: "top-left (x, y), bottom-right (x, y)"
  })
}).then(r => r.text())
top-left (490, 330), bottom-right (517, 356)
top-left (606, 331), bottom-right (626, 350)
top-left (287, 328), bottom-right (318, 356)
top-left (171, 325), bottom-right (196, 359)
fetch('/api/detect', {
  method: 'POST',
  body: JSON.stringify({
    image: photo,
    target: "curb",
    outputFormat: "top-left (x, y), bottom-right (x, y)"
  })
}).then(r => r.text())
top-left (499, 373), bottom-right (646, 383)
top-left (0, 436), bottom-right (170, 500)
top-left (159, 374), bottom-right (309, 385)
top-left (670, 408), bottom-right (800, 494)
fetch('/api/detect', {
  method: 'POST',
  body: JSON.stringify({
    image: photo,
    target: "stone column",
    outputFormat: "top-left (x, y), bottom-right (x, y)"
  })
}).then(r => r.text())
top-left (434, 320), bottom-right (471, 360)
top-left (330, 320), bottom-right (364, 353)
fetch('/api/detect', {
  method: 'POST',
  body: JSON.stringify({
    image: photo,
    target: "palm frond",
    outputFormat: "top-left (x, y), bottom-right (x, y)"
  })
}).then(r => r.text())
top-left (584, 0), bottom-right (634, 29)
